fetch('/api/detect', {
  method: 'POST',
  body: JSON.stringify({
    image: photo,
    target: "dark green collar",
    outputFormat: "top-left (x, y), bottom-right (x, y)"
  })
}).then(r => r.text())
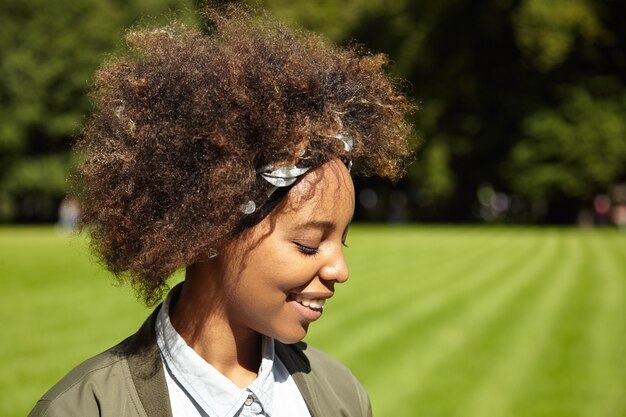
top-left (118, 304), bottom-right (173, 417)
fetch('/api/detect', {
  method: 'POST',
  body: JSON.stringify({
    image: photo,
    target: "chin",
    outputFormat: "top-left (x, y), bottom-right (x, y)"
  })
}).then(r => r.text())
top-left (274, 324), bottom-right (309, 345)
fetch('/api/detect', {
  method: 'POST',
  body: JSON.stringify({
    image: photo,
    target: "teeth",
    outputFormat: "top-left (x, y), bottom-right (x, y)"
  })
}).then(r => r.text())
top-left (293, 295), bottom-right (326, 310)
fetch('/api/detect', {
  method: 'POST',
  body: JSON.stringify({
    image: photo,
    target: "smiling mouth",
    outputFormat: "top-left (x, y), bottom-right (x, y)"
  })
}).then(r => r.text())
top-left (289, 294), bottom-right (326, 311)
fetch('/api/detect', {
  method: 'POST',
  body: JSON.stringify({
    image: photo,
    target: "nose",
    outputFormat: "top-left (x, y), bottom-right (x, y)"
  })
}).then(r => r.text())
top-left (319, 245), bottom-right (349, 284)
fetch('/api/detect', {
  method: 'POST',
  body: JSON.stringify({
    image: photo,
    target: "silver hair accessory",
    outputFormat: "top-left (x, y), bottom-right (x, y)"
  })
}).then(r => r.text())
top-left (240, 133), bottom-right (353, 215)
top-left (196, 247), bottom-right (219, 262)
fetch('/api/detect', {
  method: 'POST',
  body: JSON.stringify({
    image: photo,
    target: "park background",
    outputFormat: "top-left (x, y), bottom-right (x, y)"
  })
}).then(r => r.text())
top-left (1, 0), bottom-right (625, 416)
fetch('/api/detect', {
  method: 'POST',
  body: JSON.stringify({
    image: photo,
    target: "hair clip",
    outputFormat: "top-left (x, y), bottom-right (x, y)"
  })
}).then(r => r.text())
top-left (240, 133), bottom-right (353, 214)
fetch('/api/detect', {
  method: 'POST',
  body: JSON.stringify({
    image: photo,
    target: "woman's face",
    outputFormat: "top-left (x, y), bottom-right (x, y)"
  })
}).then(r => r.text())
top-left (214, 159), bottom-right (355, 344)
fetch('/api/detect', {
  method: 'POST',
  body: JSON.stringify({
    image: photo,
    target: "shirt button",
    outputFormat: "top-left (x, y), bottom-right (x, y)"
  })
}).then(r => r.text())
top-left (244, 395), bottom-right (254, 406)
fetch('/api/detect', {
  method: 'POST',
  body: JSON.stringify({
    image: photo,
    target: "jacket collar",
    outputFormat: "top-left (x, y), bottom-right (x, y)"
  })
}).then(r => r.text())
top-left (115, 304), bottom-right (174, 417)
top-left (119, 295), bottom-right (321, 417)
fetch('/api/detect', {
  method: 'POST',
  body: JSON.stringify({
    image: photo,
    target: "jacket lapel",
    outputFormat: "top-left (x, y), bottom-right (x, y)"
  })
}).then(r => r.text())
top-left (275, 341), bottom-right (323, 417)
top-left (118, 305), bottom-right (173, 417)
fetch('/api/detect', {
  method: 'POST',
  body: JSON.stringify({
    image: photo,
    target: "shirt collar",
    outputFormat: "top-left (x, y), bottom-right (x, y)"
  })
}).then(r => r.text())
top-left (156, 287), bottom-right (276, 417)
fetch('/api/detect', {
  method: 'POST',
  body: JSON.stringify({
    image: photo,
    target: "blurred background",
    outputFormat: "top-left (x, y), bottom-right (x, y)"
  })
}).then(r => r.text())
top-left (2, 0), bottom-right (626, 227)
top-left (1, 1), bottom-right (625, 417)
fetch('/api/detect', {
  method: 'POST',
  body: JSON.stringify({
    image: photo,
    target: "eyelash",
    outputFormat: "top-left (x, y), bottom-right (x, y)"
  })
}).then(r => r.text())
top-left (294, 242), bottom-right (319, 256)
top-left (293, 241), bottom-right (349, 256)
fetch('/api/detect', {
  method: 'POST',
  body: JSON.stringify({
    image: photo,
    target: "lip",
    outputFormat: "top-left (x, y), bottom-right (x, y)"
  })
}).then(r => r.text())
top-left (289, 298), bottom-right (323, 321)
top-left (288, 292), bottom-right (333, 322)
top-left (291, 291), bottom-right (334, 300)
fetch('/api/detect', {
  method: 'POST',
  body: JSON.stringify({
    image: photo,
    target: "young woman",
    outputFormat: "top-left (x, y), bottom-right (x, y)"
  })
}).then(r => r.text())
top-left (29, 7), bottom-right (413, 417)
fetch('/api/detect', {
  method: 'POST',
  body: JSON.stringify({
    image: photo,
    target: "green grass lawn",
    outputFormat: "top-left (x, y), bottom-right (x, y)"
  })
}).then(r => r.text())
top-left (1, 226), bottom-right (625, 417)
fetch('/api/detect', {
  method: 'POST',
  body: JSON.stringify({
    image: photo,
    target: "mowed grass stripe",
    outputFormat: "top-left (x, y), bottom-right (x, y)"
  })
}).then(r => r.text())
top-left (516, 232), bottom-right (598, 417)
top-left (360, 230), bottom-right (561, 417)
top-left (324, 226), bottom-right (521, 328)
top-left (316, 228), bottom-right (543, 363)
top-left (311, 227), bottom-right (517, 336)
top-left (331, 229), bottom-right (540, 360)
top-left (309, 227), bottom-right (513, 339)
top-left (2, 227), bottom-right (625, 417)
top-left (394, 229), bottom-right (567, 416)
top-left (508, 232), bottom-right (624, 417)
top-left (338, 226), bottom-right (515, 299)
top-left (0, 229), bottom-right (150, 416)
top-left (582, 232), bottom-right (626, 416)
top-left (447, 231), bottom-right (582, 417)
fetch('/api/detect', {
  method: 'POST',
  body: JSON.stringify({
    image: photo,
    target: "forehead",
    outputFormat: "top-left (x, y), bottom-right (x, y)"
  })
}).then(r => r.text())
top-left (273, 159), bottom-right (355, 221)
top-left (229, 159), bottom-right (354, 253)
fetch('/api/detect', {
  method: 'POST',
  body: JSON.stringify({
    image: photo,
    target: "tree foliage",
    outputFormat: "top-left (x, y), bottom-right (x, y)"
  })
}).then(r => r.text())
top-left (2, 0), bottom-right (625, 222)
top-left (256, 0), bottom-right (626, 222)
top-left (508, 86), bottom-right (626, 201)
top-left (0, 0), bottom-right (196, 221)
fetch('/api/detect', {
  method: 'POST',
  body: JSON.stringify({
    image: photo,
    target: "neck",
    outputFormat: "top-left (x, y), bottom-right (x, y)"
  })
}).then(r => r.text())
top-left (169, 263), bottom-right (263, 388)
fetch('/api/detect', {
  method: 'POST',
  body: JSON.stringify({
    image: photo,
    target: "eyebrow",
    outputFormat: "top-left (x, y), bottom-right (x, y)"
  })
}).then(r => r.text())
top-left (293, 220), bottom-right (336, 231)
top-left (293, 216), bottom-right (354, 232)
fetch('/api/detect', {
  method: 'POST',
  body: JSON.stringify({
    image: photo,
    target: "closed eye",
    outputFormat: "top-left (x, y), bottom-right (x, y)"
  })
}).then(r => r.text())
top-left (293, 242), bottom-right (319, 256)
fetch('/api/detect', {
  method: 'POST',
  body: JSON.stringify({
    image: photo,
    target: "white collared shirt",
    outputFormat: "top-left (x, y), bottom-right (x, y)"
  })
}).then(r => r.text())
top-left (155, 290), bottom-right (311, 417)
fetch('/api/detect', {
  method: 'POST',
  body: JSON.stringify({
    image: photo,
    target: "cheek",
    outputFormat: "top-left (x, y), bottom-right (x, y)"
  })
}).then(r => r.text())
top-left (224, 253), bottom-right (315, 342)
top-left (229, 275), bottom-right (294, 334)
top-left (247, 248), bottom-right (314, 290)
top-left (226, 235), bottom-right (319, 300)
top-left (230, 261), bottom-right (291, 308)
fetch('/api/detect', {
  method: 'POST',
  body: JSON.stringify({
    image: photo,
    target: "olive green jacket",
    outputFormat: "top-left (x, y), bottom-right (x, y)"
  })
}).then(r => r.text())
top-left (28, 306), bottom-right (372, 417)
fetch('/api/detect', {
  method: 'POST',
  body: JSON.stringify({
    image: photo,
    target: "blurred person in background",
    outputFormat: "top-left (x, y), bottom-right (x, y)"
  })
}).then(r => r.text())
top-left (56, 196), bottom-right (80, 232)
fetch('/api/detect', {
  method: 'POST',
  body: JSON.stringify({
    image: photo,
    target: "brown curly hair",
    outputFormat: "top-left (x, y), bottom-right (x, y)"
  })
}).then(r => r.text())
top-left (75, 6), bottom-right (414, 305)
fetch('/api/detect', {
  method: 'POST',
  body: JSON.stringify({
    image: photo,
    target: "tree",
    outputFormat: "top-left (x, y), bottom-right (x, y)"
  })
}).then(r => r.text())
top-left (0, 0), bottom-right (196, 221)
top-left (506, 0), bottom-right (626, 220)
top-left (255, 0), bottom-right (626, 223)
top-left (3, 0), bottom-right (625, 223)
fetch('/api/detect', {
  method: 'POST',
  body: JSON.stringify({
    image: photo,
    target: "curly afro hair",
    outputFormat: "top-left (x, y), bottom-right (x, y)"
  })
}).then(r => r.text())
top-left (75, 6), bottom-right (415, 305)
